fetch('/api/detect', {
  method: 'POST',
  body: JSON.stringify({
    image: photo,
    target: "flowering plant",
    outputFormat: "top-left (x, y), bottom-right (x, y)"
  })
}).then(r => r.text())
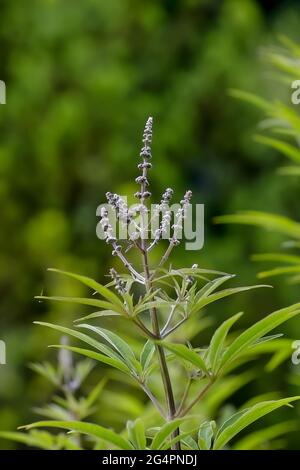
top-left (3, 117), bottom-right (300, 450)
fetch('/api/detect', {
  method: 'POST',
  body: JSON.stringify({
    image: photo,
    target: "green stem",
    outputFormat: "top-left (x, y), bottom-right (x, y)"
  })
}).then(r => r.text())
top-left (141, 242), bottom-right (180, 450)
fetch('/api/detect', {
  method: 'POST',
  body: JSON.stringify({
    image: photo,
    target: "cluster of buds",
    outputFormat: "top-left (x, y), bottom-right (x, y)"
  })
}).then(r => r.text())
top-left (171, 190), bottom-right (193, 245)
top-left (109, 268), bottom-right (127, 294)
top-left (99, 207), bottom-right (117, 245)
top-left (106, 192), bottom-right (132, 224)
top-left (134, 117), bottom-right (153, 201)
top-left (186, 263), bottom-right (198, 285)
top-left (150, 188), bottom-right (174, 247)
top-left (162, 188), bottom-right (173, 205)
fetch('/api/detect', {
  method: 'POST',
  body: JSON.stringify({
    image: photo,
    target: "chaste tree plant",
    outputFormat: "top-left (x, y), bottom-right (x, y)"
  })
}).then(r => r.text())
top-left (3, 117), bottom-right (300, 450)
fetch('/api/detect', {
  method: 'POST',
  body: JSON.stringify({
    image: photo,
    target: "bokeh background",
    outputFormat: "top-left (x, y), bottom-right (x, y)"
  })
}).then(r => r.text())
top-left (1, 0), bottom-right (300, 449)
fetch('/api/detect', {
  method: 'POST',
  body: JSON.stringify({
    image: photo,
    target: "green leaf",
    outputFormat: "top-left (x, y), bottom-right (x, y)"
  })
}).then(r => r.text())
top-left (77, 324), bottom-right (140, 373)
top-left (161, 426), bottom-right (199, 450)
top-left (219, 303), bottom-right (300, 372)
top-left (252, 253), bottom-right (300, 265)
top-left (198, 421), bottom-right (216, 450)
top-left (192, 285), bottom-right (270, 314)
top-left (50, 345), bottom-right (130, 374)
top-left (140, 340), bottom-right (155, 371)
top-left (278, 166), bottom-right (300, 176)
top-left (19, 421), bottom-right (134, 450)
top-left (34, 322), bottom-right (122, 360)
top-left (207, 312), bottom-right (243, 373)
top-left (233, 421), bottom-right (298, 450)
top-left (159, 342), bottom-right (208, 374)
top-left (213, 397), bottom-right (300, 450)
top-left (74, 310), bottom-right (121, 323)
top-left (127, 419), bottom-right (146, 449)
top-left (151, 418), bottom-right (186, 450)
top-left (257, 266), bottom-right (300, 279)
top-left (84, 377), bottom-right (108, 409)
top-left (34, 296), bottom-right (114, 311)
top-left (229, 89), bottom-right (271, 111)
top-left (0, 431), bottom-right (54, 450)
top-left (215, 211), bottom-right (300, 240)
top-left (181, 436), bottom-right (199, 450)
top-left (196, 275), bottom-right (234, 299)
top-left (48, 268), bottom-right (125, 310)
top-left (254, 135), bottom-right (300, 164)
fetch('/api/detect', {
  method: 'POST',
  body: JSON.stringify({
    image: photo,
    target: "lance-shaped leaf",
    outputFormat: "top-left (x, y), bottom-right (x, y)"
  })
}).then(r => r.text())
top-left (74, 310), bottom-right (121, 323)
top-left (213, 397), bottom-right (300, 450)
top-left (192, 284), bottom-right (270, 314)
top-left (151, 418), bottom-right (188, 450)
top-left (233, 420), bottom-right (298, 450)
top-left (34, 322), bottom-right (122, 361)
top-left (19, 421), bottom-right (134, 450)
top-left (127, 419), bottom-right (146, 450)
top-left (218, 303), bottom-right (300, 372)
top-left (77, 324), bottom-right (141, 373)
top-left (159, 342), bottom-right (208, 374)
top-left (195, 275), bottom-right (234, 300)
top-left (162, 426), bottom-right (199, 450)
top-left (207, 312), bottom-right (243, 373)
top-left (50, 345), bottom-right (130, 374)
top-left (252, 252), bottom-right (300, 265)
top-left (257, 266), bottom-right (300, 279)
top-left (34, 296), bottom-right (114, 311)
top-left (48, 268), bottom-right (125, 309)
top-left (198, 420), bottom-right (216, 450)
top-left (140, 340), bottom-right (155, 371)
top-left (0, 431), bottom-right (57, 450)
top-left (215, 211), bottom-right (300, 240)
top-left (254, 135), bottom-right (300, 164)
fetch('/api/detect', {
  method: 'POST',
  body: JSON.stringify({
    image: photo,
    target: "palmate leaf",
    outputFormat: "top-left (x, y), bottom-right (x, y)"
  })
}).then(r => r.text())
top-left (207, 312), bottom-right (243, 373)
top-left (213, 397), bottom-right (300, 450)
top-left (19, 421), bottom-right (134, 450)
top-left (50, 345), bottom-right (130, 374)
top-left (159, 342), bottom-right (208, 374)
top-left (218, 303), bottom-right (300, 373)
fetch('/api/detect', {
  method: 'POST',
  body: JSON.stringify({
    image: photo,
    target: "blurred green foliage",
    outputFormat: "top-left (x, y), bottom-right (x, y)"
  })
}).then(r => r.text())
top-left (1, 0), bottom-right (300, 449)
